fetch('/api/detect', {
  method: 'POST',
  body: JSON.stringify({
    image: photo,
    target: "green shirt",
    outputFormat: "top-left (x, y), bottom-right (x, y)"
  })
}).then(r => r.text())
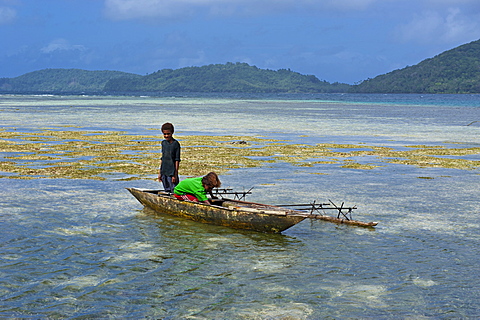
top-left (173, 177), bottom-right (207, 202)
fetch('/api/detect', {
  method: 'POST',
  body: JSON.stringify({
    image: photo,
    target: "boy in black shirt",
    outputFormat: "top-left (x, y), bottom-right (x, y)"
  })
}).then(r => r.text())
top-left (158, 123), bottom-right (181, 193)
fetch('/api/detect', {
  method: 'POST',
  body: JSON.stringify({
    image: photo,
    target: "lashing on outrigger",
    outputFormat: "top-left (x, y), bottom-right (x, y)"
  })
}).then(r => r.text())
top-left (274, 199), bottom-right (378, 227)
top-left (210, 187), bottom-right (254, 201)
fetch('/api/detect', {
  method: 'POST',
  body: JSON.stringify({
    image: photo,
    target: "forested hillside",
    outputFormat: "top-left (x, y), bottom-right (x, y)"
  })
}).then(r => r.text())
top-left (0, 69), bottom-right (141, 93)
top-left (104, 62), bottom-right (350, 93)
top-left (350, 39), bottom-right (480, 93)
top-left (4, 39), bottom-right (480, 95)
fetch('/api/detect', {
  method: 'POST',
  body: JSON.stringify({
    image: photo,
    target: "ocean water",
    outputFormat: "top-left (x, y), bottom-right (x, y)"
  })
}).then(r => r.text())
top-left (1, 93), bottom-right (479, 319)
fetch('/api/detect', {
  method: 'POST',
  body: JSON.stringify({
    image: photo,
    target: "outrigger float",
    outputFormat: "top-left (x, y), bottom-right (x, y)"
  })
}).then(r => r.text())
top-left (127, 188), bottom-right (378, 233)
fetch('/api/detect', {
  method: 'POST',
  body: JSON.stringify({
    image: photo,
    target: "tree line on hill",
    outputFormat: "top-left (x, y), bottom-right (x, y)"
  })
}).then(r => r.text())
top-left (1, 39), bottom-right (480, 94)
top-left (103, 62), bottom-right (349, 93)
top-left (0, 63), bottom-right (349, 94)
top-left (0, 69), bottom-right (141, 93)
top-left (351, 39), bottom-right (480, 94)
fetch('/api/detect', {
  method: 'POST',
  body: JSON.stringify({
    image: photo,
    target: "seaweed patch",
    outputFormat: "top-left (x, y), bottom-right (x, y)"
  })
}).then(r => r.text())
top-left (1, 128), bottom-right (479, 180)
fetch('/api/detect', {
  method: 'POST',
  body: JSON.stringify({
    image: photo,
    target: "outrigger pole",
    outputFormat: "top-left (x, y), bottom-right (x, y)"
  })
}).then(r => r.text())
top-left (276, 200), bottom-right (378, 228)
top-left (211, 188), bottom-right (378, 227)
top-left (276, 200), bottom-right (355, 220)
top-left (160, 188), bottom-right (253, 200)
top-left (212, 187), bottom-right (254, 200)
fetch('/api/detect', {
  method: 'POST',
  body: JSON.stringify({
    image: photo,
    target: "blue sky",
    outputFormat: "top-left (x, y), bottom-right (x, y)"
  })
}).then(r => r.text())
top-left (1, 0), bottom-right (480, 84)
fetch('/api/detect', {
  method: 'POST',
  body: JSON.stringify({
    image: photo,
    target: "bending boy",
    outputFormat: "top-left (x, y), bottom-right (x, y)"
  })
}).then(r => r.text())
top-left (173, 172), bottom-right (221, 205)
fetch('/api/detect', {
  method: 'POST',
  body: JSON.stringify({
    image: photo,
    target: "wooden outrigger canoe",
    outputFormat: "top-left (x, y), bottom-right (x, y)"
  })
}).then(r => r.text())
top-left (126, 188), bottom-right (378, 233)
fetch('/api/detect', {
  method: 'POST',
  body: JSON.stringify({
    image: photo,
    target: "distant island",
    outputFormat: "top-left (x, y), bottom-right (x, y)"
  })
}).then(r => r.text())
top-left (0, 69), bottom-right (141, 93)
top-left (1, 39), bottom-right (480, 94)
top-left (351, 39), bottom-right (480, 94)
top-left (104, 62), bottom-right (350, 93)
top-left (0, 63), bottom-right (349, 94)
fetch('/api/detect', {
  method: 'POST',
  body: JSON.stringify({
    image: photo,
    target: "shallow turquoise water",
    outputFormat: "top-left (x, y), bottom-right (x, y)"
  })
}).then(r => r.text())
top-left (1, 94), bottom-right (479, 318)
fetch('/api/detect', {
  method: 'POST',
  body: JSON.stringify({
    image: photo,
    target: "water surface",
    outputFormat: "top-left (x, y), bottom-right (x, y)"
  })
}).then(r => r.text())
top-left (1, 93), bottom-right (479, 318)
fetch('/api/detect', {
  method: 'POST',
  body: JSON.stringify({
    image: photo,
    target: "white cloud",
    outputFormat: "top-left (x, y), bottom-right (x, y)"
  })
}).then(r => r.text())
top-left (103, 0), bottom-right (379, 21)
top-left (0, 6), bottom-right (16, 24)
top-left (395, 7), bottom-right (480, 44)
top-left (41, 39), bottom-right (87, 54)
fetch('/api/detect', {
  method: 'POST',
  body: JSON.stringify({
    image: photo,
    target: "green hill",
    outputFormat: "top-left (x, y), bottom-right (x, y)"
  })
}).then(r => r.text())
top-left (103, 62), bottom-right (350, 93)
top-left (0, 69), bottom-right (141, 93)
top-left (7, 41), bottom-right (480, 95)
top-left (351, 39), bottom-right (480, 94)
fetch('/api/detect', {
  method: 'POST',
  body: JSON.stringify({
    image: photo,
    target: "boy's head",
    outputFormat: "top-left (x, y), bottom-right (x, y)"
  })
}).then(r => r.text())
top-left (202, 172), bottom-right (221, 191)
top-left (161, 122), bottom-right (174, 142)
top-left (161, 122), bottom-right (174, 133)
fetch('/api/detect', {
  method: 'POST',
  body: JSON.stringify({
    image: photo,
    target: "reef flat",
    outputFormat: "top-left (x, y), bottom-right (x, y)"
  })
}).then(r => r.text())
top-left (1, 128), bottom-right (479, 180)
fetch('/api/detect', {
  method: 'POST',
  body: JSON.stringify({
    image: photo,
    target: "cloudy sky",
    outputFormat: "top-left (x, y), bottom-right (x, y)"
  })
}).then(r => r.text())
top-left (1, 0), bottom-right (480, 84)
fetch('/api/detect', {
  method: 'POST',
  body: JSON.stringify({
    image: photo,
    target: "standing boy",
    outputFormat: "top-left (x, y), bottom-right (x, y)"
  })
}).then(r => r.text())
top-left (158, 122), bottom-right (181, 193)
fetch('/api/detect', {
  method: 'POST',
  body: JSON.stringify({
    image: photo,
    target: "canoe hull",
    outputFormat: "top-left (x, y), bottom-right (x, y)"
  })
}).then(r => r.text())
top-left (127, 188), bottom-right (305, 233)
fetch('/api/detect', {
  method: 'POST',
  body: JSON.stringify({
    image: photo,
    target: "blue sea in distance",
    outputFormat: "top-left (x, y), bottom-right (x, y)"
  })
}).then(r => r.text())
top-left (1, 93), bottom-right (479, 319)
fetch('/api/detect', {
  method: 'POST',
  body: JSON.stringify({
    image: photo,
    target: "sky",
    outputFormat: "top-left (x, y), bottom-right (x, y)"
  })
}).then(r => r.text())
top-left (1, 0), bottom-right (480, 84)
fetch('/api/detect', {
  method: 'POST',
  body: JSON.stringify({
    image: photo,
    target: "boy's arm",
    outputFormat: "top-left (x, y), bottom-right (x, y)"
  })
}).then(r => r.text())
top-left (158, 160), bottom-right (162, 182)
top-left (173, 142), bottom-right (181, 183)
top-left (172, 160), bottom-right (180, 183)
